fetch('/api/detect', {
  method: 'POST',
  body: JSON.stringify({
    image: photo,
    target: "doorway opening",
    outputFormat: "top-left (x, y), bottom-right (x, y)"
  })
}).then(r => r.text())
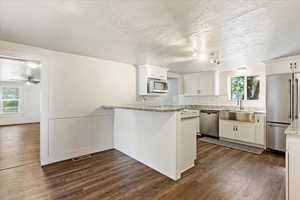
top-left (0, 56), bottom-right (41, 170)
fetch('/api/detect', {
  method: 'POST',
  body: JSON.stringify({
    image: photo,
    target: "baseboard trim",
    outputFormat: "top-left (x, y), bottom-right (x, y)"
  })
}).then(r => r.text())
top-left (0, 122), bottom-right (40, 127)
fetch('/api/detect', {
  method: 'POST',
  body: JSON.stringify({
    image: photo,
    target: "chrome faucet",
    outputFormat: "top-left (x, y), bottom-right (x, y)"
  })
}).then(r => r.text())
top-left (237, 99), bottom-right (244, 110)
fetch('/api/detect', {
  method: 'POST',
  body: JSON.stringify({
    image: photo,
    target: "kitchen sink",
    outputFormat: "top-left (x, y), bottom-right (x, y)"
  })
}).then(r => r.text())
top-left (219, 110), bottom-right (255, 123)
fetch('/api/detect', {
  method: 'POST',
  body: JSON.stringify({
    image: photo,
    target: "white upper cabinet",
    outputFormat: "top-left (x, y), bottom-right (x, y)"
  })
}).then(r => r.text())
top-left (137, 65), bottom-right (168, 96)
top-left (139, 65), bottom-right (168, 80)
top-left (265, 55), bottom-right (300, 75)
top-left (183, 71), bottom-right (219, 96)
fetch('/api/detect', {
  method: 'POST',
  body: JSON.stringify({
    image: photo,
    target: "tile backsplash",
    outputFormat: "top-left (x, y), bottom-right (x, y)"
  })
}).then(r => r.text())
top-left (183, 95), bottom-right (265, 110)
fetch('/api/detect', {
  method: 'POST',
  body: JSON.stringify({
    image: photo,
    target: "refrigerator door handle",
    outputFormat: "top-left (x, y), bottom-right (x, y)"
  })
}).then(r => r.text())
top-left (289, 78), bottom-right (292, 119)
top-left (296, 78), bottom-right (299, 119)
top-left (267, 123), bottom-right (289, 128)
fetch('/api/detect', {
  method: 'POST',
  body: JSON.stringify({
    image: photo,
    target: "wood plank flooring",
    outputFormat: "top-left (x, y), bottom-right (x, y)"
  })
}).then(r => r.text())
top-left (0, 123), bottom-right (39, 170)
top-left (0, 124), bottom-right (285, 200)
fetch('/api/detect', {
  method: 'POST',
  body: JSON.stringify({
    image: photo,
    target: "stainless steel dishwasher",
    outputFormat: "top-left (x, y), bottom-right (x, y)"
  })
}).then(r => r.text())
top-left (200, 110), bottom-right (219, 138)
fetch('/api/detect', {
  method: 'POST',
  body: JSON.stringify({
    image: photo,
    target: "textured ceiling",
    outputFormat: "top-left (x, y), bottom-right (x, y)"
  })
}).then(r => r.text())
top-left (0, 0), bottom-right (299, 73)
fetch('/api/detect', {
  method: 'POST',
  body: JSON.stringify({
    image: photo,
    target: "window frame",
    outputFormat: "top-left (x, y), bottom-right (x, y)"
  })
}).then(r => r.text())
top-left (228, 75), bottom-right (260, 101)
top-left (0, 85), bottom-right (23, 115)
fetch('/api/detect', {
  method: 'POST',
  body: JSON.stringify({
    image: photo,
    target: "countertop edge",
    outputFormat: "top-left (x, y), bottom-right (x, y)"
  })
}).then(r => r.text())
top-left (102, 105), bottom-right (184, 112)
top-left (285, 126), bottom-right (300, 136)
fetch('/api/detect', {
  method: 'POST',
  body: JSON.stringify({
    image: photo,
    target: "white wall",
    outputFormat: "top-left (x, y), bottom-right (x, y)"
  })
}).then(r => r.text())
top-left (160, 79), bottom-right (179, 105)
top-left (0, 40), bottom-right (137, 165)
top-left (0, 81), bottom-right (40, 125)
top-left (183, 63), bottom-right (266, 109)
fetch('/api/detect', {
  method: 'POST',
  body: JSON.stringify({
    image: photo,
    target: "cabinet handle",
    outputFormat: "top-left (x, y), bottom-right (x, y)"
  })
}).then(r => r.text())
top-left (289, 78), bottom-right (293, 120)
top-left (296, 78), bottom-right (298, 119)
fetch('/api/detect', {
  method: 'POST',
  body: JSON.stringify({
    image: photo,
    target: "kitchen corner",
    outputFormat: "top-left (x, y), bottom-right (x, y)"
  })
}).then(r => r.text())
top-left (103, 104), bottom-right (198, 181)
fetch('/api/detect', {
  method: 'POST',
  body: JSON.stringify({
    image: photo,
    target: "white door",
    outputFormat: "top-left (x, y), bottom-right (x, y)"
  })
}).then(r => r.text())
top-left (237, 122), bottom-right (256, 143)
top-left (219, 120), bottom-right (235, 140)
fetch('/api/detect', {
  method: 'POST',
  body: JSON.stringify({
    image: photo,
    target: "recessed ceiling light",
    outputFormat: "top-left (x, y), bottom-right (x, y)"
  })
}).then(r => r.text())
top-left (192, 52), bottom-right (198, 57)
top-left (198, 54), bottom-right (207, 61)
top-left (27, 62), bottom-right (41, 69)
top-left (237, 67), bottom-right (247, 73)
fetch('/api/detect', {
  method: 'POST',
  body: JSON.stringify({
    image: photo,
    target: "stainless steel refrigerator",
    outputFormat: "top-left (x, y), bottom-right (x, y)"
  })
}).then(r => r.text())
top-left (266, 63), bottom-right (299, 152)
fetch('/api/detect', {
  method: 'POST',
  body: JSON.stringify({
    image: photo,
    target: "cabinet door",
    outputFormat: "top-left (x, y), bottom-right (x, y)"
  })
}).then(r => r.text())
top-left (287, 136), bottom-right (300, 200)
top-left (198, 72), bottom-right (215, 95)
top-left (237, 122), bottom-right (256, 143)
top-left (266, 60), bottom-right (300, 75)
top-left (286, 150), bottom-right (289, 200)
top-left (147, 66), bottom-right (167, 80)
top-left (255, 115), bottom-right (265, 145)
top-left (180, 118), bottom-right (197, 172)
top-left (219, 120), bottom-right (235, 139)
top-left (183, 72), bottom-right (219, 96)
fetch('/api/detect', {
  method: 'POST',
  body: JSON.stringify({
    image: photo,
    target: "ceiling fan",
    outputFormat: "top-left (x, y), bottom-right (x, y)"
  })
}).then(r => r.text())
top-left (24, 76), bottom-right (40, 84)
top-left (6, 63), bottom-right (41, 84)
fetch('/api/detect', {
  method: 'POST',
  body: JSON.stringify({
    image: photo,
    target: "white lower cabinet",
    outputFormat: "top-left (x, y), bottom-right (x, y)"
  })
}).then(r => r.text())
top-left (286, 135), bottom-right (300, 200)
top-left (219, 120), bottom-right (236, 139)
top-left (255, 114), bottom-right (266, 145)
top-left (237, 122), bottom-right (256, 143)
top-left (180, 117), bottom-right (198, 172)
top-left (219, 115), bottom-right (265, 146)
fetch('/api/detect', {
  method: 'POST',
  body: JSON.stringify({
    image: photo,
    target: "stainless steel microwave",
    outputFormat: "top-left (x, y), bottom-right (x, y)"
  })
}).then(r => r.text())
top-left (147, 78), bottom-right (168, 94)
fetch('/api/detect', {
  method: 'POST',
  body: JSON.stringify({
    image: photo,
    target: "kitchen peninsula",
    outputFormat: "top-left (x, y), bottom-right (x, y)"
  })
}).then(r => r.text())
top-left (103, 105), bottom-right (198, 180)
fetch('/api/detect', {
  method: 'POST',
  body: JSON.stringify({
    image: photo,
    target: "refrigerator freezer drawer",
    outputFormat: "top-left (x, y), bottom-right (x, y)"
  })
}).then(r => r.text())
top-left (267, 123), bottom-right (288, 152)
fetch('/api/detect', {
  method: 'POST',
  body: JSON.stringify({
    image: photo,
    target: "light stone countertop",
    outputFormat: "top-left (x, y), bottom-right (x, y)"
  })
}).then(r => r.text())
top-left (103, 104), bottom-right (266, 114)
top-left (285, 125), bottom-right (300, 136)
top-left (185, 105), bottom-right (266, 114)
top-left (102, 105), bottom-right (185, 112)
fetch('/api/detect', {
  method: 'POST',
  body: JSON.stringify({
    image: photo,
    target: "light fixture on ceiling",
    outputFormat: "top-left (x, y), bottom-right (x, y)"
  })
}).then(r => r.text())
top-left (237, 67), bottom-right (247, 73)
top-left (26, 62), bottom-right (41, 69)
top-left (192, 50), bottom-right (207, 61)
top-left (209, 52), bottom-right (221, 66)
top-left (210, 59), bottom-right (220, 65)
top-left (198, 54), bottom-right (207, 61)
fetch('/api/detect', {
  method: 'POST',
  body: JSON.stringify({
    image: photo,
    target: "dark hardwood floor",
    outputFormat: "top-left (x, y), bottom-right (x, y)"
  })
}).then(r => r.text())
top-left (0, 124), bottom-right (285, 200)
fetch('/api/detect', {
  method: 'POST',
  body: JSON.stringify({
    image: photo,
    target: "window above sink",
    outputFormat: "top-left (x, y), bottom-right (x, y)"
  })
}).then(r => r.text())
top-left (229, 75), bottom-right (260, 101)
